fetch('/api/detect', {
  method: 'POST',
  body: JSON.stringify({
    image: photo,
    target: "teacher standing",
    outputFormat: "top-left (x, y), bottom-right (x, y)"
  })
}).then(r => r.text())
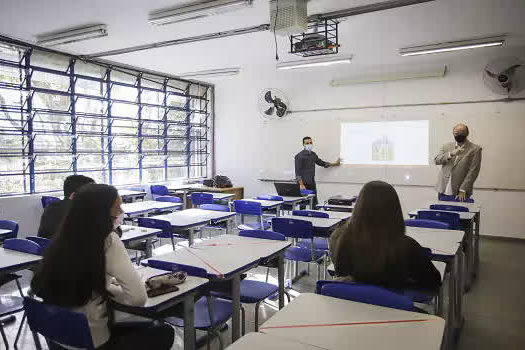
top-left (434, 123), bottom-right (482, 201)
top-left (295, 136), bottom-right (340, 206)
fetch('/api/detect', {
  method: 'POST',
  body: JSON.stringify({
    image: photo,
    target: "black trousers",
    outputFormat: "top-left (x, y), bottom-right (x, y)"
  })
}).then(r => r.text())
top-left (304, 182), bottom-right (319, 207)
top-left (97, 322), bottom-right (174, 350)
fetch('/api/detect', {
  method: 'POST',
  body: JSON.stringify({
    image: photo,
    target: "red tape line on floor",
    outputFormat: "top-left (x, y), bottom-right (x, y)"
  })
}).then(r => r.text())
top-left (260, 318), bottom-right (437, 330)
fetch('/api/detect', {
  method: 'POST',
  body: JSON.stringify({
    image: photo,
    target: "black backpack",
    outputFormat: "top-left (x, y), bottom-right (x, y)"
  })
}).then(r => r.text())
top-left (213, 175), bottom-right (233, 188)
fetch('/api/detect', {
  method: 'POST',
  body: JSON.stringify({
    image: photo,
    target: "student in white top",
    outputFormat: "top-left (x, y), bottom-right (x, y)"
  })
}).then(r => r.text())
top-left (31, 184), bottom-right (174, 350)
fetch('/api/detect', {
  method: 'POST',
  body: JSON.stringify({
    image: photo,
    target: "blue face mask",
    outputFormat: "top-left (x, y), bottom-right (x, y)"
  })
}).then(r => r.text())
top-left (304, 144), bottom-right (313, 151)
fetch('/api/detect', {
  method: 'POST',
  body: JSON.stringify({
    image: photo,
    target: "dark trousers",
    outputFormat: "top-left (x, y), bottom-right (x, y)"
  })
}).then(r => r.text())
top-left (96, 322), bottom-right (174, 350)
top-left (305, 182), bottom-right (318, 207)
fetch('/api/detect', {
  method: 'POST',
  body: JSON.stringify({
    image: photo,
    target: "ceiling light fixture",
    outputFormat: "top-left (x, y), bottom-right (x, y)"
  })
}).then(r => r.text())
top-left (277, 56), bottom-right (352, 70)
top-left (178, 67), bottom-right (241, 79)
top-left (149, 0), bottom-right (253, 26)
top-left (399, 36), bottom-right (505, 56)
top-left (36, 24), bottom-right (108, 46)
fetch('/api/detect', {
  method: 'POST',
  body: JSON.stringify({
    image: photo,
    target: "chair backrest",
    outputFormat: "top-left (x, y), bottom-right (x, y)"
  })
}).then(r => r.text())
top-left (150, 185), bottom-right (169, 196)
top-left (155, 196), bottom-right (182, 204)
top-left (405, 219), bottom-right (451, 230)
top-left (24, 297), bottom-right (95, 349)
top-left (417, 210), bottom-right (461, 229)
top-left (3, 238), bottom-right (43, 255)
top-left (292, 210), bottom-right (329, 218)
top-left (316, 281), bottom-right (414, 312)
top-left (200, 204), bottom-right (230, 212)
top-left (137, 218), bottom-right (172, 236)
top-left (300, 189), bottom-right (314, 195)
top-left (233, 200), bottom-right (263, 216)
top-left (41, 196), bottom-right (60, 208)
top-left (239, 229), bottom-right (285, 241)
top-left (191, 192), bottom-right (214, 206)
top-left (0, 220), bottom-right (19, 238)
top-left (146, 260), bottom-right (208, 278)
top-left (430, 204), bottom-right (469, 212)
top-left (26, 236), bottom-right (52, 250)
top-left (271, 217), bottom-right (314, 239)
top-left (256, 195), bottom-right (283, 201)
top-left (127, 187), bottom-right (144, 192)
top-left (438, 194), bottom-right (474, 203)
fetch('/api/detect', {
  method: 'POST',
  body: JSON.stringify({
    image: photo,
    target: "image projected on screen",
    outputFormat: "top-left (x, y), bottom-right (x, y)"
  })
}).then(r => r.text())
top-left (340, 120), bottom-right (429, 165)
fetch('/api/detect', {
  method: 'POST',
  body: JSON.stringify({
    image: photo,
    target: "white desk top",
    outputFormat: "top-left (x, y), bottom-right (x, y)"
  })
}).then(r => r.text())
top-left (169, 183), bottom-right (205, 191)
top-left (225, 332), bottom-right (320, 350)
top-left (427, 200), bottom-right (481, 213)
top-left (269, 194), bottom-right (314, 203)
top-left (118, 189), bottom-right (146, 197)
top-left (278, 215), bottom-right (343, 230)
top-left (410, 209), bottom-right (476, 221)
top-left (120, 226), bottom-right (162, 243)
top-left (303, 210), bottom-right (351, 220)
top-left (147, 235), bottom-right (290, 279)
top-left (122, 201), bottom-right (182, 215)
top-left (406, 226), bottom-right (464, 257)
top-left (0, 248), bottom-right (42, 273)
top-left (241, 199), bottom-right (283, 209)
top-left (260, 293), bottom-right (445, 350)
top-left (152, 208), bottom-right (236, 230)
top-left (197, 192), bottom-right (234, 200)
top-left (0, 229), bottom-right (13, 235)
top-left (135, 266), bottom-right (208, 309)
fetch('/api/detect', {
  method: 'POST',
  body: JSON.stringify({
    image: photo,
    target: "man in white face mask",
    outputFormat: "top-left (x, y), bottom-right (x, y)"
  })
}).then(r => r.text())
top-left (295, 136), bottom-right (340, 206)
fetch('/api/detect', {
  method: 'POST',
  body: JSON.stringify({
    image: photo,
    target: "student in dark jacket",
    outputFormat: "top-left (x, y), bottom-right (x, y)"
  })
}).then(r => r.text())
top-left (329, 180), bottom-right (441, 291)
top-left (37, 175), bottom-right (95, 238)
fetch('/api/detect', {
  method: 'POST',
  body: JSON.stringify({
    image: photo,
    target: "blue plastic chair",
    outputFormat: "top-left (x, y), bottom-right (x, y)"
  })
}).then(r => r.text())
top-left (438, 193), bottom-right (474, 203)
top-left (154, 196), bottom-right (183, 213)
top-left (405, 219), bottom-right (451, 230)
top-left (292, 210), bottom-right (329, 218)
top-left (144, 261), bottom-right (232, 350)
top-left (233, 200), bottom-right (270, 231)
top-left (316, 281), bottom-right (415, 312)
top-left (191, 193), bottom-right (230, 212)
top-left (208, 230), bottom-right (290, 334)
top-left (417, 210), bottom-right (461, 230)
top-left (0, 220), bottom-right (19, 243)
top-left (24, 297), bottom-right (95, 350)
top-left (3, 239), bottom-right (43, 255)
top-left (256, 195), bottom-right (283, 201)
top-left (150, 185), bottom-right (170, 199)
top-left (271, 217), bottom-right (326, 280)
top-left (292, 210), bottom-right (330, 251)
top-left (41, 196), bottom-right (60, 209)
top-left (138, 217), bottom-right (182, 250)
top-left (26, 236), bottom-right (51, 250)
top-left (430, 204), bottom-right (469, 212)
top-left (300, 189), bottom-right (314, 195)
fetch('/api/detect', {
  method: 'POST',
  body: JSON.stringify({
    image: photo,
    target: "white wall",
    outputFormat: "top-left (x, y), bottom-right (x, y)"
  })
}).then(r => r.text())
top-left (213, 49), bottom-right (525, 239)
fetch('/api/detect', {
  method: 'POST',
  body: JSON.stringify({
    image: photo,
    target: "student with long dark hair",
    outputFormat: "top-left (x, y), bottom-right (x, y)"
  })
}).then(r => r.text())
top-left (31, 184), bottom-right (174, 350)
top-left (329, 181), bottom-right (441, 290)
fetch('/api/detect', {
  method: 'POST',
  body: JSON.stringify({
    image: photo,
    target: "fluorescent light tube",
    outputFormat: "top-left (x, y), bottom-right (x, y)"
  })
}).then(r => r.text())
top-left (331, 65), bottom-right (447, 86)
top-left (149, 0), bottom-right (253, 26)
top-left (277, 56), bottom-right (352, 70)
top-left (36, 24), bottom-right (108, 46)
top-left (179, 68), bottom-right (241, 78)
top-left (399, 36), bottom-right (505, 56)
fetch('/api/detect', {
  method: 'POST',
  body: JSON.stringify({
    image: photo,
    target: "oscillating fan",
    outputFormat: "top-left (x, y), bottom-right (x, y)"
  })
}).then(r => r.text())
top-left (258, 89), bottom-right (290, 120)
top-left (483, 57), bottom-right (525, 96)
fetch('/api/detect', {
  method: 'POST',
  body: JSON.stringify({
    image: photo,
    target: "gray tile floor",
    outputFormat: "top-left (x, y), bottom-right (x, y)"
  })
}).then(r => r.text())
top-left (2, 237), bottom-right (525, 349)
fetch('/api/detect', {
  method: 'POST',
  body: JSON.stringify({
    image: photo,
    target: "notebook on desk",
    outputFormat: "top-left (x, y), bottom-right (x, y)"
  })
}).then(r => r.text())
top-left (274, 182), bottom-right (303, 197)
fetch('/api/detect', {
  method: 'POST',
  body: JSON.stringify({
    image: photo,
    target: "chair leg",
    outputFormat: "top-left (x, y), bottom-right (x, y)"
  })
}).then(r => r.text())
top-left (255, 301), bottom-right (262, 332)
top-left (171, 237), bottom-right (175, 250)
top-left (241, 306), bottom-right (246, 336)
top-left (206, 330), bottom-right (211, 350)
top-left (14, 311), bottom-right (27, 349)
top-left (0, 324), bottom-right (9, 350)
top-left (284, 291), bottom-right (291, 303)
top-left (15, 279), bottom-right (24, 297)
top-left (213, 329), bottom-right (224, 350)
top-left (265, 267), bottom-right (270, 283)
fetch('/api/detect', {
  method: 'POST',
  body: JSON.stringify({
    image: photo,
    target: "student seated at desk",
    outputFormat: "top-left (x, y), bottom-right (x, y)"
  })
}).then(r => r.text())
top-left (330, 181), bottom-right (441, 291)
top-left (31, 184), bottom-right (174, 350)
top-left (38, 175), bottom-right (95, 238)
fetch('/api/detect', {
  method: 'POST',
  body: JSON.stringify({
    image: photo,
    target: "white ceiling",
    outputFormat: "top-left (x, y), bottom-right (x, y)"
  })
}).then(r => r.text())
top-left (1, 0), bottom-right (524, 76)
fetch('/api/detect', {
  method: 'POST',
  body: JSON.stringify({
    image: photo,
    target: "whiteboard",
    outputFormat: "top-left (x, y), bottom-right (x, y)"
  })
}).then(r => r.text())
top-left (258, 101), bottom-right (525, 190)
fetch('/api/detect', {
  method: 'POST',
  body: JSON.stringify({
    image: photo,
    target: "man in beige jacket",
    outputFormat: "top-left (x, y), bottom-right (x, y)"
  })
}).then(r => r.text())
top-left (434, 123), bottom-right (482, 202)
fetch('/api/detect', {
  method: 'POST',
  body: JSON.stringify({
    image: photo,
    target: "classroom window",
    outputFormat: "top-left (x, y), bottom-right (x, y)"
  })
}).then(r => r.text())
top-left (0, 40), bottom-right (212, 195)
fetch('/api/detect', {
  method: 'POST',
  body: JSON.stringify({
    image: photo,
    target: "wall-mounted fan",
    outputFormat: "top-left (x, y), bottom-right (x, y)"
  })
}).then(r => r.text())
top-left (258, 89), bottom-right (290, 120)
top-left (483, 57), bottom-right (525, 96)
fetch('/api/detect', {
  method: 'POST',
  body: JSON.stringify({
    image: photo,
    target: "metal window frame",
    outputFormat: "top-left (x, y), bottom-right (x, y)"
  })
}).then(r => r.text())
top-left (0, 38), bottom-right (213, 195)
